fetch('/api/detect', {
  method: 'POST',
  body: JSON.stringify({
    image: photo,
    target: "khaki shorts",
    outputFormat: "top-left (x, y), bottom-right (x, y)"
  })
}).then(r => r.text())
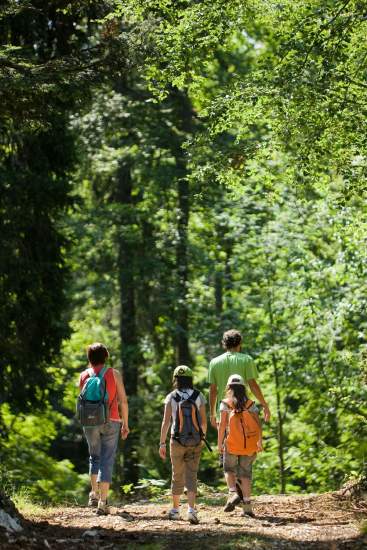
top-left (170, 440), bottom-right (202, 495)
top-left (223, 451), bottom-right (256, 479)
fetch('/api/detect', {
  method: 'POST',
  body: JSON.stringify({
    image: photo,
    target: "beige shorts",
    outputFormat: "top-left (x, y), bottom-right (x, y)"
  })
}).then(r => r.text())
top-left (223, 451), bottom-right (256, 479)
top-left (170, 440), bottom-right (203, 495)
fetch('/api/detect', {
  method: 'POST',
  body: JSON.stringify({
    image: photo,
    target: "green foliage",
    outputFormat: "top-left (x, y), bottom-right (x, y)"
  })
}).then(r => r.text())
top-left (0, 405), bottom-right (87, 503)
top-left (2, 0), bottom-right (366, 503)
top-left (0, 118), bottom-right (73, 416)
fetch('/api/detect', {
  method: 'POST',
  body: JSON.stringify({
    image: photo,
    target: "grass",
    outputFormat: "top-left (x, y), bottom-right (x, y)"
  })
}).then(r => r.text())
top-left (11, 487), bottom-right (86, 517)
top-left (12, 491), bottom-right (52, 517)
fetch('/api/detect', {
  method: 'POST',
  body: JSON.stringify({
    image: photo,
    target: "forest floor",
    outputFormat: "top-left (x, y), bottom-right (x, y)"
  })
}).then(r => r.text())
top-left (1, 491), bottom-right (367, 550)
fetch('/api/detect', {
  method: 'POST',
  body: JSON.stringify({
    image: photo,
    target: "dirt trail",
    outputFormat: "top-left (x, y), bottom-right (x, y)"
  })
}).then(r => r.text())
top-left (1, 492), bottom-right (366, 549)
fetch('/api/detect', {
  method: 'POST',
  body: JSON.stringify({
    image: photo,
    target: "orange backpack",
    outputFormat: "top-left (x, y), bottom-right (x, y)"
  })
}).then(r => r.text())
top-left (223, 399), bottom-right (261, 456)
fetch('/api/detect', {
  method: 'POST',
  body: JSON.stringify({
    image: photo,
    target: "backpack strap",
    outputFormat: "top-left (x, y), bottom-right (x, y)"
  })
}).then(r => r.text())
top-left (188, 389), bottom-right (200, 403)
top-left (87, 366), bottom-right (108, 379)
top-left (97, 366), bottom-right (108, 379)
top-left (80, 368), bottom-right (94, 397)
top-left (173, 391), bottom-right (182, 403)
top-left (172, 392), bottom-right (181, 439)
top-left (100, 367), bottom-right (109, 402)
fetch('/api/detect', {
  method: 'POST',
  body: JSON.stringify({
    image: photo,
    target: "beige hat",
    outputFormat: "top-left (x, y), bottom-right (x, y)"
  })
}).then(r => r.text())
top-left (227, 374), bottom-right (245, 386)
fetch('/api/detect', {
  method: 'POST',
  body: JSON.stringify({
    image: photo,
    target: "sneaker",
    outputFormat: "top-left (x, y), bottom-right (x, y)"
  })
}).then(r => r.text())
top-left (96, 500), bottom-right (110, 515)
top-left (241, 500), bottom-right (255, 518)
top-left (187, 510), bottom-right (199, 525)
top-left (88, 491), bottom-right (98, 507)
top-left (223, 492), bottom-right (241, 512)
top-left (168, 508), bottom-right (180, 520)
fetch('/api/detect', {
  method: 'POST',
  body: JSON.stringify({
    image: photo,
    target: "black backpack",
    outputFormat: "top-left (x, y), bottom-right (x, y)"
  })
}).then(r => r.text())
top-left (172, 390), bottom-right (204, 447)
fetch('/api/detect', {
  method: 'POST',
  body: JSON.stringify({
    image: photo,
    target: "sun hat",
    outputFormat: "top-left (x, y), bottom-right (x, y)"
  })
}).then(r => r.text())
top-left (227, 374), bottom-right (245, 386)
top-left (173, 365), bottom-right (193, 378)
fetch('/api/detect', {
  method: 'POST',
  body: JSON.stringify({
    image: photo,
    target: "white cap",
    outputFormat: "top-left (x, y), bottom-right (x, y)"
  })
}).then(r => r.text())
top-left (227, 374), bottom-right (245, 386)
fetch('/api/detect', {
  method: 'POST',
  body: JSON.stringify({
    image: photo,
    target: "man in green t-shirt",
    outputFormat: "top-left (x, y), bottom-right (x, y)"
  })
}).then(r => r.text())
top-left (208, 329), bottom-right (270, 428)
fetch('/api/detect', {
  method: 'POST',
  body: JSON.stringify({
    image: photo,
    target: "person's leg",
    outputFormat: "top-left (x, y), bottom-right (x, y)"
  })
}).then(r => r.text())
top-left (225, 470), bottom-right (237, 491)
top-left (99, 481), bottom-right (110, 502)
top-left (169, 441), bottom-right (185, 518)
top-left (172, 494), bottom-right (180, 508)
top-left (239, 476), bottom-right (251, 500)
top-left (97, 421), bottom-right (120, 514)
top-left (184, 444), bottom-right (202, 524)
top-left (238, 454), bottom-right (256, 517)
top-left (89, 474), bottom-right (99, 505)
top-left (223, 452), bottom-right (241, 512)
top-left (187, 492), bottom-right (196, 508)
top-left (91, 475), bottom-right (99, 494)
top-left (83, 427), bottom-right (102, 506)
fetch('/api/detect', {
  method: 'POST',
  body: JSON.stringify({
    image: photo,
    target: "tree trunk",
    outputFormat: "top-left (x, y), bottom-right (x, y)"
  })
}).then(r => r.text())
top-left (266, 286), bottom-right (286, 493)
top-left (215, 269), bottom-right (223, 323)
top-left (175, 175), bottom-right (191, 365)
top-left (170, 89), bottom-right (195, 366)
top-left (115, 160), bottom-right (140, 485)
top-left (271, 352), bottom-right (286, 493)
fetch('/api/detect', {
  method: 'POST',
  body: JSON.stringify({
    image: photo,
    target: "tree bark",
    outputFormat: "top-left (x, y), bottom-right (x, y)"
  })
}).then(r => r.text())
top-left (169, 89), bottom-right (195, 366)
top-left (175, 175), bottom-right (191, 365)
top-left (215, 269), bottom-right (223, 323)
top-left (266, 285), bottom-right (286, 493)
top-left (115, 160), bottom-right (140, 485)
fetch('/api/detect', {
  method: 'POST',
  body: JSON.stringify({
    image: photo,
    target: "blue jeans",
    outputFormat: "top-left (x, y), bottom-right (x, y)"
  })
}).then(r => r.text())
top-left (83, 421), bottom-right (121, 483)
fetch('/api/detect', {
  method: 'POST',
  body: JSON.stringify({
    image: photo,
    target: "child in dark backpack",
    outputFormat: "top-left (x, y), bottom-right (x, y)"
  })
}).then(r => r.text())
top-left (79, 343), bottom-right (129, 515)
top-left (217, 374), bottom-right (262, 518)
top-left (159, 365), bottom-right (207, 525)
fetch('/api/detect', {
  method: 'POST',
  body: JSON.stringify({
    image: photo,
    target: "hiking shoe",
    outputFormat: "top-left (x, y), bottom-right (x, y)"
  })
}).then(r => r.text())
top-left (96, 500), bottom-right (110, 515)
top-left (168, 509), bottom-right (180, 520)
top-left (223, 492), bottom-right (241, 512)
top-left (187, 510), bottom-right (199, 525)
top-left (241, 501), bottom-right (255, 518)
top-left (88, 491), bottom-right (98, 507)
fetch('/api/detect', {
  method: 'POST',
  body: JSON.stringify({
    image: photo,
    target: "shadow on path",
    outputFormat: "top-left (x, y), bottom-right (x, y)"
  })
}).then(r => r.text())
top-left (1, 513), bottom-right (366, 550)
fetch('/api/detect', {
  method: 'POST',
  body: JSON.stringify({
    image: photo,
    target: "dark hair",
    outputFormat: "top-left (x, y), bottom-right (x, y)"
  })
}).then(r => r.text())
top-left (87, 342), bottom-right (109, 366)
top-left (173, 376), bottom-right (194, 390)
top-left (222, 329), bottom-right (242, 350)
top-left (226, 384), bottom-right (248, 412)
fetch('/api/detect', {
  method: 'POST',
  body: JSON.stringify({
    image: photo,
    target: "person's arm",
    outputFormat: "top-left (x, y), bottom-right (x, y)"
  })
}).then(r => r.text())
top-left (209, 383), bottom-right (218, 429)
top-left (247, 379), bottom-right (270, 422)
top-left (199, 404), bottom-right (207, 436)
top-left (114, 369), bottom-right (129, 438)
top-left (217, 410), bottom-right (228, 453)
top-left (159, 402), bottom-right (172, 460)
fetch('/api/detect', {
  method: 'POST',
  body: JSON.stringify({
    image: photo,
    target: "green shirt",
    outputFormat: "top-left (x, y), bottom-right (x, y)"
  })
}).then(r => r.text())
top-left (207, 351), bottom-right (258, 418)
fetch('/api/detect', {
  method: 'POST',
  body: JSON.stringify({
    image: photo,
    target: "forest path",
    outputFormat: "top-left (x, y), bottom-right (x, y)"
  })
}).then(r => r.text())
top-left (3, 492), bottom-right (367, 549)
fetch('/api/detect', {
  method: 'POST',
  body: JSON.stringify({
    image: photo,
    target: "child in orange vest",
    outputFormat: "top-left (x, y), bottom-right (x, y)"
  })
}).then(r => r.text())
top-left (217, 374), bottom-right (262, 517)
